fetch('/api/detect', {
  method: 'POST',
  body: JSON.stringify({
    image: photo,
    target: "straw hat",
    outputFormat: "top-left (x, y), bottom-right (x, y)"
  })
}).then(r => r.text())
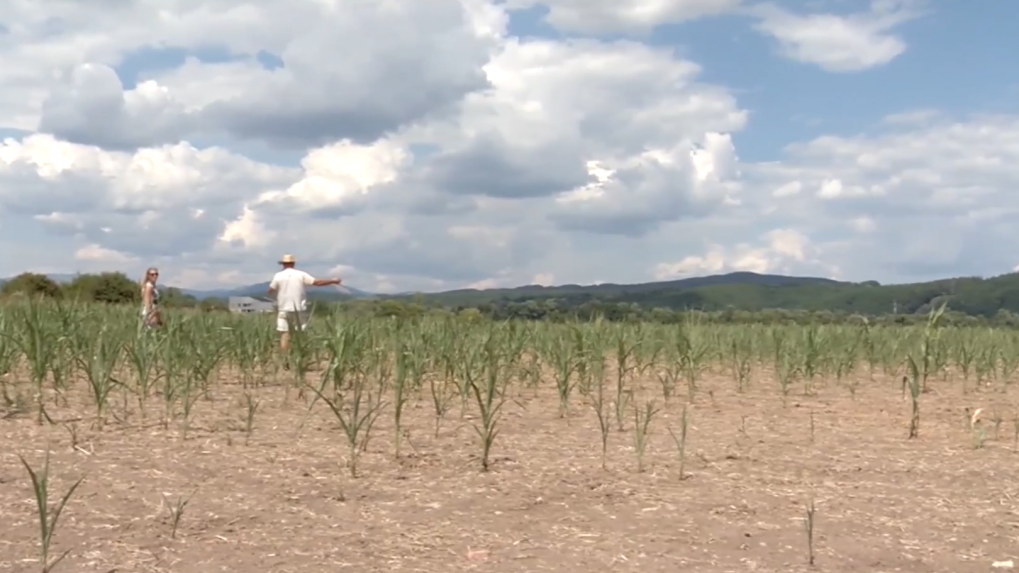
top-left (279, 254), bottom-right (296, 264)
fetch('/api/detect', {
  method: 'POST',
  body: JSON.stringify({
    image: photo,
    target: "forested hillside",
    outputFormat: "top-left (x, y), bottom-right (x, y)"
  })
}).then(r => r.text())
top-left (4, 270), bottom-right (1019, 323)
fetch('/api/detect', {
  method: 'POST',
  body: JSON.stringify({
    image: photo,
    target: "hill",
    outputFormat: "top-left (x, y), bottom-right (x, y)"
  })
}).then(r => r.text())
top-left (179, 282), bottom-right (376, 300)
top-left (430, 273), bottom-right (1018, 318)
top-left (5, 270), bottom-right (1019, 318)
top-left (388, 271), bottom-right (845, 306)
top-left (0, 274), bottom-right (376, 301)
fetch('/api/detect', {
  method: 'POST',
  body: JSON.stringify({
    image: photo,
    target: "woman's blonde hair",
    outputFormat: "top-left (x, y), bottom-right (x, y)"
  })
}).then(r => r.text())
top-left (141, 267), bottom-right (159, 288)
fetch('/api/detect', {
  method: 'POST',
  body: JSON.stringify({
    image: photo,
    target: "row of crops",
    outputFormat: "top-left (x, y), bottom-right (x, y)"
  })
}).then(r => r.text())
top-left (2, 301), bottom-right (1018, 468)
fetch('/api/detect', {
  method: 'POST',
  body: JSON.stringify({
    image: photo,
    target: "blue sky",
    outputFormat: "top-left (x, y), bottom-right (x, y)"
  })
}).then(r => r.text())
top-left (509, 1), bottom-right (1019, 160)
top-left (116, 0), bottom-right (1019, 164)
top-left (1, 0), bottom-right (1018, 291)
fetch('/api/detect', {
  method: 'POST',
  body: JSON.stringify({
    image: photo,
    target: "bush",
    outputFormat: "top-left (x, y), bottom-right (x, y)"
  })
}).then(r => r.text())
top-left (0, 273), bottom-right (62, 299)
top-left (64, 272), bottom-right (138, 305)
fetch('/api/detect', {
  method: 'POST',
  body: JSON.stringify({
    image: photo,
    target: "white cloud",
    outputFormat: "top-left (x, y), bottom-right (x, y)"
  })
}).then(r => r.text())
top-left (75, 244), bottom-right (136, 264)
top-left (0, 133), bottom-right (295, 260)
top-left (3, 0), bottom-right (497, 148)
top-left (219, 206), bottom-right (275, 249)
top-left (773, 181), bottom-right (801, 197)
top-left (748, 113), bottom-right (1019, 281)
top-left (0, 134), bottom-right (294, 214)
top-left (532, 272), bottom-right (555, 286)
top-left (849, 216), bottom-right (877, 233)
top-left (751, 0), bottom-right (920, 72)
top-left (654, 228), bottom-right (831, 280)
top-left (505, 0), bottom-right (742, 35)
top-left (256, 139), bottom-right (411, 213)
top-left (38, 65), bottom-right (194, 150)
top-left (551, 132), bottom-right (742, 236)
top-left (1, 0), bottom-right (1017, 294)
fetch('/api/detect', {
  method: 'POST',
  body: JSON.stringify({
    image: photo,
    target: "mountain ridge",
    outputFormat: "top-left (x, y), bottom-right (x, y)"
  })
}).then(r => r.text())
top-left (0, 270), bottom-right (844, 301)
top-left (193, 271), bottom-right (848, 300)
top-left (4, 270), bottom-right (1018, 317)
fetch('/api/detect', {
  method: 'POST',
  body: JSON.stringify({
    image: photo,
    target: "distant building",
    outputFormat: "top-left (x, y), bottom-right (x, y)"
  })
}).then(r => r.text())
top-left (228, 296), bottom-right (275, 314)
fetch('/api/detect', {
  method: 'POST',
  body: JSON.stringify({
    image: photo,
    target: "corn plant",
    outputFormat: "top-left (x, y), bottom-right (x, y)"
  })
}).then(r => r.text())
top-left (463, 325), bottom-right (513, 471)
top-left (309, 351), bottom-right (386, 477)
top-left (612, 326), bottom-right (640, 431)
top-left (391, 322), bottom-right (411, 458)
top-left (19, 449), bottom-right (84, 573)
top-left (163, 489), bottom-right (197, 539)
top-left (242, 391), bottom-right (259, 445)
top-left (124, 329), bottom-right (162, 420)
top-left (73, 325), bottom-right (123, 430)
top-left (904, 302), bottom-right (948, 438)
top-left (804, 499), bottom-right (816, 566)
top-left (587, 343), bottom-right (612, 470)
top-left (728, 332), bottom-right (753, 393)
top-left (678, 319), bottom-right (710, 403)
top-left (668, 405), bottom-right (690, 480)
top-left (544, 328), bottom-right (578, 418)
top-left (632, 398), bottom-right (659, 473)
top-left (10, 302), bottom-right (59, 424)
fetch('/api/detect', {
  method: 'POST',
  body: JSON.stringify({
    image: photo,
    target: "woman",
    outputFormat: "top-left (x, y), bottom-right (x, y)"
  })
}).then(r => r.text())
top-left (140, 267), bottom-right (163, 329)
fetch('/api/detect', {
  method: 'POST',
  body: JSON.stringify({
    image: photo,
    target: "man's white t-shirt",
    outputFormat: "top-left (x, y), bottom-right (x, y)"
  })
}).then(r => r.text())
top-left (270, 268), bottom-right (315, 312)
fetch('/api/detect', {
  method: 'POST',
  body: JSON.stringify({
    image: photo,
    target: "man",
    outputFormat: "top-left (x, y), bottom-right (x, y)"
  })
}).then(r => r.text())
top-left (267, 254), bottom-right (342, 353)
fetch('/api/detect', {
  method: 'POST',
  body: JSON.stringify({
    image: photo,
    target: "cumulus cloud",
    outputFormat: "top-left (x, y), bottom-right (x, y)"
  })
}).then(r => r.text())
top-left (0, 134), bottom-right (296, 259)
top-left (746, 113), bottom-right (1019, 281)
top-left (1, 0), bottom-right (1016, 292)
top-left (751, 0), bottom-right (921, 72)
top-left (506, 0), bottom-right (742, 35)
top-left (75, 243), bottom-right (137, 264)
top-left (0, 134), bottom-right (294, 214)
top-left (403, 38), bottom-right (748, 236)
top-left (255, 139), bottom-right (412, 215)
top-left (17, 0), bottom-right (496, 150)
top-left (551, 133), bottom-right (741, 236)
top-left (38, 64), bottom-right (194, 150)
top-left (653, 228), bottom-right (834, 280)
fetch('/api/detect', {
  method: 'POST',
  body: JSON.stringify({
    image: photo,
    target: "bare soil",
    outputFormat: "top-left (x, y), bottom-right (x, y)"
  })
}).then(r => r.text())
top-left (2, 369), bottom-right (1018, 573)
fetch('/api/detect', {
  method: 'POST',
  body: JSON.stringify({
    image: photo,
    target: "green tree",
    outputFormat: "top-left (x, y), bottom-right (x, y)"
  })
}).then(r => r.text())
top-left (64, 272), bottom-right (138, 304)
top-left (199, 298), bottom-right (228, 312)
top-left (160, 287), bottom-right (199, 308)
top-left (0, 273), bottom-right (62, 299)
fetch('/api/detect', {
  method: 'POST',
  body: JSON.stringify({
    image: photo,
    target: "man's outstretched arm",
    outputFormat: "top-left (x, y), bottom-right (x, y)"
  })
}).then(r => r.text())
top-left (305, 273), bottom-right (341, 287)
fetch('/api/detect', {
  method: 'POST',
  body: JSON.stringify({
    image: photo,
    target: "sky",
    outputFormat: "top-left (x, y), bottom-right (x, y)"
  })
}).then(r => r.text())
top-left (1, 0), bottom-right (1018, 293)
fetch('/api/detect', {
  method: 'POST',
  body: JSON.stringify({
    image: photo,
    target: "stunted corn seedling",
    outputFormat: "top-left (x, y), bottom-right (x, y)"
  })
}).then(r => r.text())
top-left (904, 302), bottom-right (947, 439)
top-left (19, 449), bottom-right (83, 573)
top-left (588, 342), bottom-right (612, 470)
top-left (391, 319), bottom-right (415, 458)
top-left (632, 397), bottom-right (659, 473)
top-left (310, 334), bottom-right (386, 477)
top-left (612, 326), bottom-right (640, 431)
top-left (463, 324), bottom-right (518, 471)
top-left (728, 331), bottom-right (753, 393)
top-left (804, 499), bottom-right (816, 566)
top-left (668, 405), bottom-right (690, 480)
top-left (163, 489), bottom-right (197, 539)
top-left (242, 391), bottom-right (260, 445)
top-left (73, 325), bottom-right (122, 430)
top-left (544, 326), bottom-right (578, 418)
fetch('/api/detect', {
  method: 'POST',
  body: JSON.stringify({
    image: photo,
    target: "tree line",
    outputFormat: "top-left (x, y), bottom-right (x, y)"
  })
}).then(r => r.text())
top-left (0, 272), bottom-right (227, 311)
top-left (336, 297), bottom-right (1017, 327)
top-left (4, 270), bottom-right (1019, 327)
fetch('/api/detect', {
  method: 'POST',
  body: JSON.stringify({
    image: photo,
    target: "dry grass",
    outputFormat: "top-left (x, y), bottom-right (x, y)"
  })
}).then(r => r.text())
top-left (2, 368), bottom-right (1018, 573)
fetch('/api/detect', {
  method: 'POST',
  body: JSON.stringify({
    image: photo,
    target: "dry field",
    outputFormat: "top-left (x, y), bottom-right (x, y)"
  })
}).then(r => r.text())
top-left (3, 368), bottom-right (1019, 573)
top-left (2, 306), bottom-right (1019, 572)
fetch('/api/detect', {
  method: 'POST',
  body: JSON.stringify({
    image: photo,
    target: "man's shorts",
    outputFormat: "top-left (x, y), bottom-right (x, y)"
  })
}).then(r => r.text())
top-left (276, 310), bottom-right (309, 333)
